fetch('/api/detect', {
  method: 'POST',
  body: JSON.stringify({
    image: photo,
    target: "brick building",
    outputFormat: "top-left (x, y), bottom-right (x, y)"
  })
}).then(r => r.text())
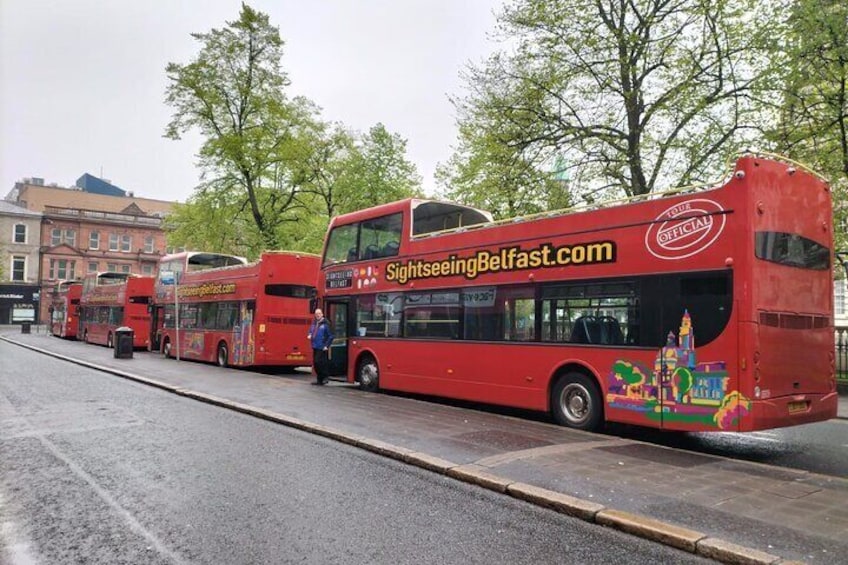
top-left (5, 176), bottom-right (175, 322)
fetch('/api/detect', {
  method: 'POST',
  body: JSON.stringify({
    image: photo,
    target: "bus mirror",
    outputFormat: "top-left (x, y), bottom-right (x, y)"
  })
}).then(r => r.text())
top-left (309, 298), bottom-right (318, 313)
top-left (147, 304), bottom-right (152, 314)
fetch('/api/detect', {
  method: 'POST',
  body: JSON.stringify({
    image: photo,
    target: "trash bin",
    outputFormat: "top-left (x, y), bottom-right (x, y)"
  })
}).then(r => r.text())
top-left (114, 326), bottom-right (134, 359)
top-left (21, 322), bottom-right (31, 334)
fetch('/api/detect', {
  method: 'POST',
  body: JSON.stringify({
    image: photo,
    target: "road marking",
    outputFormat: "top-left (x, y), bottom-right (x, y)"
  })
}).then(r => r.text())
top-left (32, 429), bottom-right (188, 564)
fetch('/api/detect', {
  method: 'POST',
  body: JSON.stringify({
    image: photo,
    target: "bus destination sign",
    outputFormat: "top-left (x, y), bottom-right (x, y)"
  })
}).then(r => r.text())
top-left (327, 269), bottom-right (353, 289)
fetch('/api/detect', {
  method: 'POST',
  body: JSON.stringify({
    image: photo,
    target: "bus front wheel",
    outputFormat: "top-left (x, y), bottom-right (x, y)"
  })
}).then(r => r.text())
top-left (551, 372), bottom-right (603, 431)
top-left (357, 355), bottom-right (379, 392)
top-left (217, 342), bottom-right (228, 368)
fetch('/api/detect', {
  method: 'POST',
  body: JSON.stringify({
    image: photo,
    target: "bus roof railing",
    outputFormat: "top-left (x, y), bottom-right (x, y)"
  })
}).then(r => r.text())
top-left (412, 151), bottom-right (829, 241)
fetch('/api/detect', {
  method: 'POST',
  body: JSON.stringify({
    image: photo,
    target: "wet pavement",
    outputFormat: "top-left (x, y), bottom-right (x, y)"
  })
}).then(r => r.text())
top-left (3, 329), bottom-right (847, 564)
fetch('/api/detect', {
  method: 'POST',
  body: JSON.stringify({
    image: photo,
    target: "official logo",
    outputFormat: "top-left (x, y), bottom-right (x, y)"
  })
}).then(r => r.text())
top-left (645, 199), bottom-right (726, 260)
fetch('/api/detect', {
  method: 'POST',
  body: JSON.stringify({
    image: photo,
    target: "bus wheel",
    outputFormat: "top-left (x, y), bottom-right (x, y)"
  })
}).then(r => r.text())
top-left (217, 342), bottom-right (229, 368)
top-left (163, 338), bottom-right (172, 358)
top-left (107, 333), bottom-right (113, 348)
top-left (357, 355), bottom-right (379, 392)
top-left (551, 372), bottom-right (603, 431)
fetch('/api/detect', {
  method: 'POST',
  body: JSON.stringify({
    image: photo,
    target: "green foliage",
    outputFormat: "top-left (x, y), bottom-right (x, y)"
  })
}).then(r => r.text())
top-left (164, 4), bottom-right (317, 251)
top-left (441, 0), bottom-right (774, 213)
top-left (765, 0), bottom-right (848, 250)
top-left (612, 361), bottom-right (647, 386)
top-left (164, 6), bottom-right (421, 258)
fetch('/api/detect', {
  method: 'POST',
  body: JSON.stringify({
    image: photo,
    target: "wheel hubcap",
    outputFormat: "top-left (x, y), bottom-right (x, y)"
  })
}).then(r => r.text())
top-left (562, 383), bottom-right (590, 425)
top-left (360, 364), bottom-right (377, 386)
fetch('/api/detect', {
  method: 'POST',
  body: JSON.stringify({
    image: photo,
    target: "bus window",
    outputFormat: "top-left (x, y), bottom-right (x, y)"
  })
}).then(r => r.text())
top-left (356, 293), bottom-right (402, 337)
top-left (755, 232), bottom-right (829, 270)
top-left (405, 291), bottom-right (460, 339)
top-left (324, 224), bottom-right (359, 265)
top-left (359, 213), bottom-right (402, 260)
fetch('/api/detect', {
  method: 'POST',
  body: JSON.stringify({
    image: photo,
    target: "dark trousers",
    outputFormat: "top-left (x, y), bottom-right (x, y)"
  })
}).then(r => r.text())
top-left (313, 348), bottom-right (329, 382)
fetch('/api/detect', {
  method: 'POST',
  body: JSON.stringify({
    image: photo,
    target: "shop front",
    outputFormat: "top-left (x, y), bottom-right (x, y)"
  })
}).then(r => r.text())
top-left (0, 284), bottom-right (40, 325)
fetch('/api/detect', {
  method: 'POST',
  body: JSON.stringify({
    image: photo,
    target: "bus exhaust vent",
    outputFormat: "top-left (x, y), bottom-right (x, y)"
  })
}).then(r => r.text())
top-left (758, 312), bottom-right (829, 329)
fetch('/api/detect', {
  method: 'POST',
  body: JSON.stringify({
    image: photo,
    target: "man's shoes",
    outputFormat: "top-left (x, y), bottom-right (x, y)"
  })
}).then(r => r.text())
top-left (311, 381), bottom-right (324, 386)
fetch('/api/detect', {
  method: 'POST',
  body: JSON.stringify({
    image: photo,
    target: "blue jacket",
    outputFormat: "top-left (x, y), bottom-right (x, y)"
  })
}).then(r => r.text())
top-left (309, 318), bottom-right (334, 350)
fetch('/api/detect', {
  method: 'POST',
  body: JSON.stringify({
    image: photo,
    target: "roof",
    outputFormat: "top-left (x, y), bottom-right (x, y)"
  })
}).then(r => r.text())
top-left (10, 184), bottom-right (173, 215)
top-left (75, 173), bottom-right (126, 197)
top-left (0, 199), bottom-right (41, 217)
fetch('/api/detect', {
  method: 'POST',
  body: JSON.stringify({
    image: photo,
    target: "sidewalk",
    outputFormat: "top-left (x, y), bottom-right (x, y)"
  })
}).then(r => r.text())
top-left (3, 332), bottom-right (847, 565)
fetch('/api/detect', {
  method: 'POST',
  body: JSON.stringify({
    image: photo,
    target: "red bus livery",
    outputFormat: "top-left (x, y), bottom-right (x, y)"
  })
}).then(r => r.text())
top-left (79, 273), bottom-right (154, 349)
top-left (156, 251), bottom-right (320, 368)
top-left (50, 280), bottom-right (82, 339)
top-left (319, 153), bottom-right (837, 432)
top-left (151, 251), bottom-right (248, 351)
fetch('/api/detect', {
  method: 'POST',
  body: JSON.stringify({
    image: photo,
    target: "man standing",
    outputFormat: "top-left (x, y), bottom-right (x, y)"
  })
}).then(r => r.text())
top-left (307, 308), bottom-right (333, 385)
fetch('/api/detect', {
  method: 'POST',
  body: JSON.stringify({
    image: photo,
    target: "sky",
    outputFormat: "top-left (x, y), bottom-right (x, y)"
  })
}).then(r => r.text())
top-left (0, 0), bottom-right (503, 203)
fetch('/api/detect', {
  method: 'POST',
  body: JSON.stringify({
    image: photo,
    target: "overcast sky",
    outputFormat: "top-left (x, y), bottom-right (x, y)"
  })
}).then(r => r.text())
top-left (0, 0), bottom-right (502, 203)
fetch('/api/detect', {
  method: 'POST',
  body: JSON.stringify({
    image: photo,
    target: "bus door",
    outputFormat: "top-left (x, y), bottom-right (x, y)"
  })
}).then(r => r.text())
top-left (325, 300), bottom-right (349, 378)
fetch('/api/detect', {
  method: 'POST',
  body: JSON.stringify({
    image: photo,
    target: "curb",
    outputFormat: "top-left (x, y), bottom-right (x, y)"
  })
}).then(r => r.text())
top-left (0, 336), bottom-right (798, 564)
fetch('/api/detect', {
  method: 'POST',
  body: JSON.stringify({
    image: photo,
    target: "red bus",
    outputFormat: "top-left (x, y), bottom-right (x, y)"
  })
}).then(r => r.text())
top-left (50, 280), bottom-right (82, 339)
top-left (318, 153), bottom-right (837, 432)
top-left (79, 272), bottom-right (154, 349)
top-left (150, 251), bottom-right (248, 351)
top-left (156, 251), bottom-right (320, 368)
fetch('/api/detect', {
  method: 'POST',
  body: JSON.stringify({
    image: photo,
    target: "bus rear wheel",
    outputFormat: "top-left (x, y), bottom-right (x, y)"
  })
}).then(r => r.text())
top-left (217, 342), bottom-right (228, 368)
top-left (357, 355), bottom-right (379, 392)
top-left (551, 372), bottom-right (603, 431)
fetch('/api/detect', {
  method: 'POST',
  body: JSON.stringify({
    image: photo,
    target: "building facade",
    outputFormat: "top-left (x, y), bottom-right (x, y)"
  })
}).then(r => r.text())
top-left (6, 176), bottom-right (175, 322)
top-left (0, 201), bottom-right (43, 323)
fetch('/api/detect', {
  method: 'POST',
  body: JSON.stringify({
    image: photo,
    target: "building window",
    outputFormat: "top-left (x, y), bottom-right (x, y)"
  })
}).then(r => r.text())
top-left (13, 224), bottom-right (26, 244)
top-left (107, 263), bottom-right (118, 272)
top-left (121, 234), bottom-right (132, 252)
top-left (50, 228), bottom-right (76, 247)
top-left (11, 256), bottom-right (26, 281)
top-left (49, 259), bottom-right (76, 280)
top-left (88, 261), bottom-right (99, 273)
top-left (109, 233), bottom-right (119, 251)
top-left (836, 280), bottom-right (846, 318)
top-left (120, 264), bottom-right (131, 274)
top-left (141, 263), bottom-right (154, 276)
top-left (89, 231), bottom-right (100, 250)
top-left (144, 235), bottom-right (154, 253)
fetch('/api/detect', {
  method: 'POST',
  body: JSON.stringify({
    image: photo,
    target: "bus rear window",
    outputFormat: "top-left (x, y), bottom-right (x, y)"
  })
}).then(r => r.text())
top-left (265, 284), bottom-right (315, 298)
top-left (755, 232), bottom-right (829, 270)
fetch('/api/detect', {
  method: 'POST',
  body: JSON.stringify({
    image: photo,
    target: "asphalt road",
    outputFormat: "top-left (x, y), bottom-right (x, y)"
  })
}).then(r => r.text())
top-left (0, 342), bottom-right (710, 565)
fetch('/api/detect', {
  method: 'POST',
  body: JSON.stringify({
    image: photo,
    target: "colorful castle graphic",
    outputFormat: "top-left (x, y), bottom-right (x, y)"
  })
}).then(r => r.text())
top-left (606, 311), bottom-right (750, 429)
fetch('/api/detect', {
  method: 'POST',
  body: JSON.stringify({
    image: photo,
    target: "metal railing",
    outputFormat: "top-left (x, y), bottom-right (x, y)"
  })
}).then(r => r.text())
top-left (836, 326), bottom-right (848, 387)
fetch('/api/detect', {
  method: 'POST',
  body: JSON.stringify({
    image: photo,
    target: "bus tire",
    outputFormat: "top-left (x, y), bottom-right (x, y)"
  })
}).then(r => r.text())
top-left (217, 342), bottom-right (228, 368)
top-left (107, 333), bottom-right (113, 348)
top-left (162, 338), bottom-right (172, 358)
top-left (551, 372), bottom-right (603, 431)
top-left (357, 355), bottom-right (379, 392)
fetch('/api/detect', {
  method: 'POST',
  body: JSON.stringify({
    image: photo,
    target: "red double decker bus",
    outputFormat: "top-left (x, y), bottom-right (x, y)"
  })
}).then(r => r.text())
top-left (155, 251), bottom-right (320, 368)
top-left (150, 251), bottom-right (248, 351)
top-left (79, 273), bottom-right (154, 349)
top-left (49, 280), bottom-right (82, 339)
top-left (318, 153), bottom-right (837, 432)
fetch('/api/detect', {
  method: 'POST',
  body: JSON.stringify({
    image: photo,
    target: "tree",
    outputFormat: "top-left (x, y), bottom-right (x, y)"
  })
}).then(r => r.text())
top-left (442, 0), bottom-right (774, 213)
top-left (164, 4), bottom-right (317, 251)
top-left (767, 0), bottom-right (848, 249)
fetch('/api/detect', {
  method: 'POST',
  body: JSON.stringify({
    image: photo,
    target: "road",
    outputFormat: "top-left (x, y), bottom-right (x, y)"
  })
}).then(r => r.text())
top-left (0, 342), bottom-right (710, 564)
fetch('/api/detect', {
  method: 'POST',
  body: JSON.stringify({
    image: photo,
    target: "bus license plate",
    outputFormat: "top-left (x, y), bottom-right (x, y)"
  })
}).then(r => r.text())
top-left (788, 401), bottom-right (807, 414)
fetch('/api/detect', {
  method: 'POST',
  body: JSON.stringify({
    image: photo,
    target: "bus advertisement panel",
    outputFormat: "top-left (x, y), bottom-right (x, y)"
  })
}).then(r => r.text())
top-left (50, 280), bottom-right (81, 339)
top-left (156, 251), bottom-right (320, 368)
top-left (79, 273), bottom-right (154, 349)
top-left (318, 153), bottom-right (837, 433)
